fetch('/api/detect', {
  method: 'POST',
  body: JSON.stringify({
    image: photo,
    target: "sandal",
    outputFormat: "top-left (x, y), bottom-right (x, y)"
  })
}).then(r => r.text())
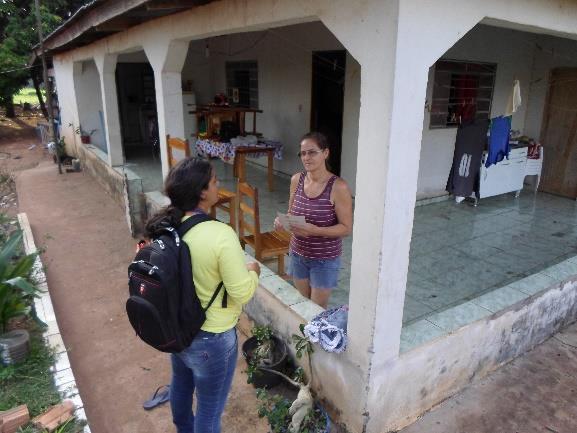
top-left (143, 385), bottom-right (170, 410)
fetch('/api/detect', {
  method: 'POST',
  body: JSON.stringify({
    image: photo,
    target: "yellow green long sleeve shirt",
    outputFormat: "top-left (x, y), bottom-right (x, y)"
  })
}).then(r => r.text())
top-left (182, 218), bottom-right (259, 333)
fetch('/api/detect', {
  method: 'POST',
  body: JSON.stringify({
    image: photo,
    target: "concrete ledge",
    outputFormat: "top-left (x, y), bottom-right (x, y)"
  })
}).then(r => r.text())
top-left (401, 257), bottom-right (577, 352)
top-left (75, 144), bottom-right (145, 236)
top-left (18, 213), bottom-right (91, 433)
top-left (369, 263), bottom-right (577, 432)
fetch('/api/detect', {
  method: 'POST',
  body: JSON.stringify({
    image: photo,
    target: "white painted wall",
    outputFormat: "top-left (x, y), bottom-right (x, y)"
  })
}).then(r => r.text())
top-left (417, 25), bottom-right (536, 198)
top-left (73, 60), bottom-right (106, 152)
top-left (181, 22), bottom-right (360, 193)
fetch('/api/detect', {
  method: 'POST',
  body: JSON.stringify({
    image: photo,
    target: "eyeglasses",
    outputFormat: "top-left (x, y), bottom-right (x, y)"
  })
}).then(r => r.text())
top-left (297, 149), bottom-right (323, 158)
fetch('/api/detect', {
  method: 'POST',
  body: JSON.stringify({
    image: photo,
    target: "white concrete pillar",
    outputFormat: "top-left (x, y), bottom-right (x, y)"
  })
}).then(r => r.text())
top-left (95, 53), bottom-right (123, 166)
top-left (362, 4), bottom-right (484, 431)
top-left (144, 39), bottom-right (189, 179)
top-left (53, 59), bottom-right (80, 157)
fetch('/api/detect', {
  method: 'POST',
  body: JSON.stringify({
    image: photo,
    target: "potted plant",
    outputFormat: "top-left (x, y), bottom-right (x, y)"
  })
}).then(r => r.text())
top-left (0, 229), bottom-right (41, 364)
top-left (74, 126), bottom-right (96, 144)
top-left (242, 324), bottom-right (288, 389)
top-left (255, 324), bottom-right (330, 433)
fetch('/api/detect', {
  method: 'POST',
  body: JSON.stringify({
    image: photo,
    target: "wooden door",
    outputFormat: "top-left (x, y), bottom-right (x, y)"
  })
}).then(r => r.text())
top-left (311, 51), bottom-right (346, 176)
top-left (540, 68), bottom-right (577, 198)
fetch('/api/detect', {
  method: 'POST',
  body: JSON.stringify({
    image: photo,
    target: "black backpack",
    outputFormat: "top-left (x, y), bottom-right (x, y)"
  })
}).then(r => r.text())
top-left (126, 214), bottom-right (226, 353)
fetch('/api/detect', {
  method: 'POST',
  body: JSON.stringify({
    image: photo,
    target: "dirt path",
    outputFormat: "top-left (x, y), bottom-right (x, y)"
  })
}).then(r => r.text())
top-left (0, 116), bottom-right (47, 218)
top-left (9, 131), bottom-right (268, 432)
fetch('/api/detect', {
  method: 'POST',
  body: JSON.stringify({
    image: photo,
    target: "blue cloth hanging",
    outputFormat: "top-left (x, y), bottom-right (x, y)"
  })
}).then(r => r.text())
top-left (485, 116), bottom-right (512, 168)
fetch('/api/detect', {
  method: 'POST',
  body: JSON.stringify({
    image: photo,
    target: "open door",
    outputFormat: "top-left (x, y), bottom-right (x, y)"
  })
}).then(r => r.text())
top-left (311, 51), bottom-right (346, 176)
top-left (540, 68), bottom-right (577, 198)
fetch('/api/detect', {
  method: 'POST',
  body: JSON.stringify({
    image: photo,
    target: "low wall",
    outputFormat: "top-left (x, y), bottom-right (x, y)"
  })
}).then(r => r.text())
top-left (75, 144), bottom-right (145, 236)
top-left (368, 276), bottom-right (577, 432)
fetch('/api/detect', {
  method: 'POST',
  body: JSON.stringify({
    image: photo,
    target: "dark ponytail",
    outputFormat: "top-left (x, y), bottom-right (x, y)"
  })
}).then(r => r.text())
top-left (145, 157), bottom-right (212, 238)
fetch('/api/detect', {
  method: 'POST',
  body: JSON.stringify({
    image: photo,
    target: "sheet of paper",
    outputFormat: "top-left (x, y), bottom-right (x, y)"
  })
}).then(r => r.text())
top-left (276, 212), bottom-right (306, 230)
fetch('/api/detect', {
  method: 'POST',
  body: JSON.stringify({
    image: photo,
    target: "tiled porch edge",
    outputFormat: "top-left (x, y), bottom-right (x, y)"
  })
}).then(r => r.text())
top-left (401, 257), bottom-right (577, 352)
top-left (18, 213), bottom-right (90, 433)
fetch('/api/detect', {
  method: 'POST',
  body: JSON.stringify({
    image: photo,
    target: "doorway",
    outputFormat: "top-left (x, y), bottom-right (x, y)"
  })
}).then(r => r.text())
top-left (115, 61), bottom-right (162, 192)
top-left (310, 50), bottom-right (346, 175)
top-left (540, 68), bottom-right (577, 198)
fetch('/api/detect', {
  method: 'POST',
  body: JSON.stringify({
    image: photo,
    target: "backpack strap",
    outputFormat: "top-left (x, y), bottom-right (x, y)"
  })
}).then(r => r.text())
top-left (177, 213), bottom-right (213, 238)
top-left (204, 282), bottom-right (225, 312)
top-left (177, 213), bottom-right (228, 309)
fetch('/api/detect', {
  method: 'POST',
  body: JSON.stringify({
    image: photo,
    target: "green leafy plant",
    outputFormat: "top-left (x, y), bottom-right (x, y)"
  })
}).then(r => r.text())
top-left (292, 324), bottom-right (314, 362)
top-left (256, 388), bottom-right (292, 433)
top-left (255, 324), bottom-right (327, 433)
top-left (257, 387), bottom-right (327, 433)
top-left (246, 325), bottom-right (275, 384)
top-left (72, 125), bottom-right (96, 137)
top-left (0, 230), bottom-right (41, 333)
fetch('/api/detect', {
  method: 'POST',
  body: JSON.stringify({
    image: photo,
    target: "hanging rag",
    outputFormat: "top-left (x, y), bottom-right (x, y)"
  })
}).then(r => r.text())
top-left (303, 305), bottom-right (348, 353)
top-left (446, 119), bottom-right (489, 198)
top-left (505, 80), bottom-right (522, 116)
top-left (485, 116), bottom-right (512, 168)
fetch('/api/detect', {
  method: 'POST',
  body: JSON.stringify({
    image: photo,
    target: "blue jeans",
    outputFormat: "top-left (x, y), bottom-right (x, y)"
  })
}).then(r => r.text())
top-left (170, 328), bottom-right (238, 433)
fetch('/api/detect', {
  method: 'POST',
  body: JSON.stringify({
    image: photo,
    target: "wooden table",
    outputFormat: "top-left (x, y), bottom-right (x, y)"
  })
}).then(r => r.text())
top-left (195, 138), bottom-right (282, 192)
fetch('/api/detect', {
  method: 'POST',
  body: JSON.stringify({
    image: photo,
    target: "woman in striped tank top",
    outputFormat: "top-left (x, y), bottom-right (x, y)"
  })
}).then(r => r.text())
top-left (274, 132), bottom-right (353, 308)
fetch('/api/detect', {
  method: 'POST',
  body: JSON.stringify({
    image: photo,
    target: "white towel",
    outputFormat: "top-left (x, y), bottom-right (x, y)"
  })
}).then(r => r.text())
top-left (505, 80), bottom-right (522, 116)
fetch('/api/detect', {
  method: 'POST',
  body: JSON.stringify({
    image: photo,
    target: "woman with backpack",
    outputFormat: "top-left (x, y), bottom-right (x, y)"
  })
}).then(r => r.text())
top-left (146, 157), bottom-right (260, 433)
top-left (274, 132), bottom-right (353, 308)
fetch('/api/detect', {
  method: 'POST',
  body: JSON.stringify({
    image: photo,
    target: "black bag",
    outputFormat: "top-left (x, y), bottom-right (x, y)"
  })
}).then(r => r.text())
top-left (126, 214), bottom-right (226, 353)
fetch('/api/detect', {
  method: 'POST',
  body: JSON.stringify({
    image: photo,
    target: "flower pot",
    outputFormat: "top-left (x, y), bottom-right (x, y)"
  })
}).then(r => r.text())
top-left (80, 135), bottom-right (91, 144)
top-left (242, 335), bottom-right (288, 388)
top-left (0, 329), bottom-right (30, 365)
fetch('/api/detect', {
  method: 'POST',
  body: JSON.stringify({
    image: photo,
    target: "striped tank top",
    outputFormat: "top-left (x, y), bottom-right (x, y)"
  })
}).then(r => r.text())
top-left (289, 172), bottom-right (342, 259)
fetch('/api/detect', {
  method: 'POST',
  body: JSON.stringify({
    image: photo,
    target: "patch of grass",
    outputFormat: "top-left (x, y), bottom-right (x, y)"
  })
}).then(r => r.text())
top-left (0, 324), bottom-right (60, 415)
top-left (13, 87), bottom-right (44, 106)
top-left (0, 325), bottom-right (85, 432)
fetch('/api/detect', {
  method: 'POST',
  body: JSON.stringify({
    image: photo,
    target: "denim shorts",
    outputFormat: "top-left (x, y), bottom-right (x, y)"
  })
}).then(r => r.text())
top-left (288, 252), bottom-right (341, 289)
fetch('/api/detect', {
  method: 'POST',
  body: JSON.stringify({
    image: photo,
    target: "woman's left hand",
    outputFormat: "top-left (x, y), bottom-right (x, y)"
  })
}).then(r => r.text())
top-left (289, 222), bottom-right (318, 237)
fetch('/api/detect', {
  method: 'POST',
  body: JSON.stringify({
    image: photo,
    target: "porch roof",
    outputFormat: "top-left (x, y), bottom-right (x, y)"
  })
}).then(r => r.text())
top-left (31, 0), bottom-right (216, 58)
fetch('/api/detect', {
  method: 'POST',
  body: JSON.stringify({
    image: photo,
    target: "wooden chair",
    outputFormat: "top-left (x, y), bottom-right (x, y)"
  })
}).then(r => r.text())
top-left (233, 146), bottom-right (276, 191)
top-left (210, 189), bottom-right (237, 231)
top-left (166, 134), bottom-right (190, 168)
top-left (237, 182), bottom-right (290, 276)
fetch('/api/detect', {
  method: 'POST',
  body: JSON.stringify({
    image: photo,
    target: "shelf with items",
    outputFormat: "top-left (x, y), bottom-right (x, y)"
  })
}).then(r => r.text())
top-left (189, 105), bottom-right (263, 140)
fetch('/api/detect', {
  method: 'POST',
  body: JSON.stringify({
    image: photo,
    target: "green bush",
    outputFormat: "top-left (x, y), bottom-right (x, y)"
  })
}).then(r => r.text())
top-left (0, 230), bottom-right (40, 333)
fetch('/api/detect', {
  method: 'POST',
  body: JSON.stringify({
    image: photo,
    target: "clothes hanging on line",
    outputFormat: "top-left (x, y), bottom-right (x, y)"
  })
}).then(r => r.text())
top-left (446, 119), bottom-right (489, 198)
top-left (485, 116), bottom-right (512, 168)
top-left (505, 80), bottom-right (522, 117)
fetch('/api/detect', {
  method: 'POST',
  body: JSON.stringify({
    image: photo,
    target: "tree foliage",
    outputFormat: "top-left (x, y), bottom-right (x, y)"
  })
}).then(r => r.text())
top-left (0, 1), bottom-right (87, 115)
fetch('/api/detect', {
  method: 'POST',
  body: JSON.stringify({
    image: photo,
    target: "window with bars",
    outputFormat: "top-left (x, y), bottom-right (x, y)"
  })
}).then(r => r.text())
top-left (225, 61), bottom-right (258, 109)
top-left (429, 60), bottom-right (497, 129)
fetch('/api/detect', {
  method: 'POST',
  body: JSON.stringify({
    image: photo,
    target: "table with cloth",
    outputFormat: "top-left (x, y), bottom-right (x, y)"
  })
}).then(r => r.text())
top-left (195, 135), bottom-right (283, 191)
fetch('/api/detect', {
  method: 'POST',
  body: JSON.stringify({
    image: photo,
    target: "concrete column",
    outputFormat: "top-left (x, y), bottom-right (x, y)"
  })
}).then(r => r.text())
top-left (144, 39), bottom-right (189, 179)
top-left (362, 4), bottom-right (485, 431)
top-left (52, 59), bottom-right (80, 157)
top-left (95, 53), bottom-right (123, 166)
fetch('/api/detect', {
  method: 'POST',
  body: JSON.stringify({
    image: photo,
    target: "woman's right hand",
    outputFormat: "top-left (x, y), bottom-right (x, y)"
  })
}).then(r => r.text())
top-left (247, 261), bottom-right (261, 276)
